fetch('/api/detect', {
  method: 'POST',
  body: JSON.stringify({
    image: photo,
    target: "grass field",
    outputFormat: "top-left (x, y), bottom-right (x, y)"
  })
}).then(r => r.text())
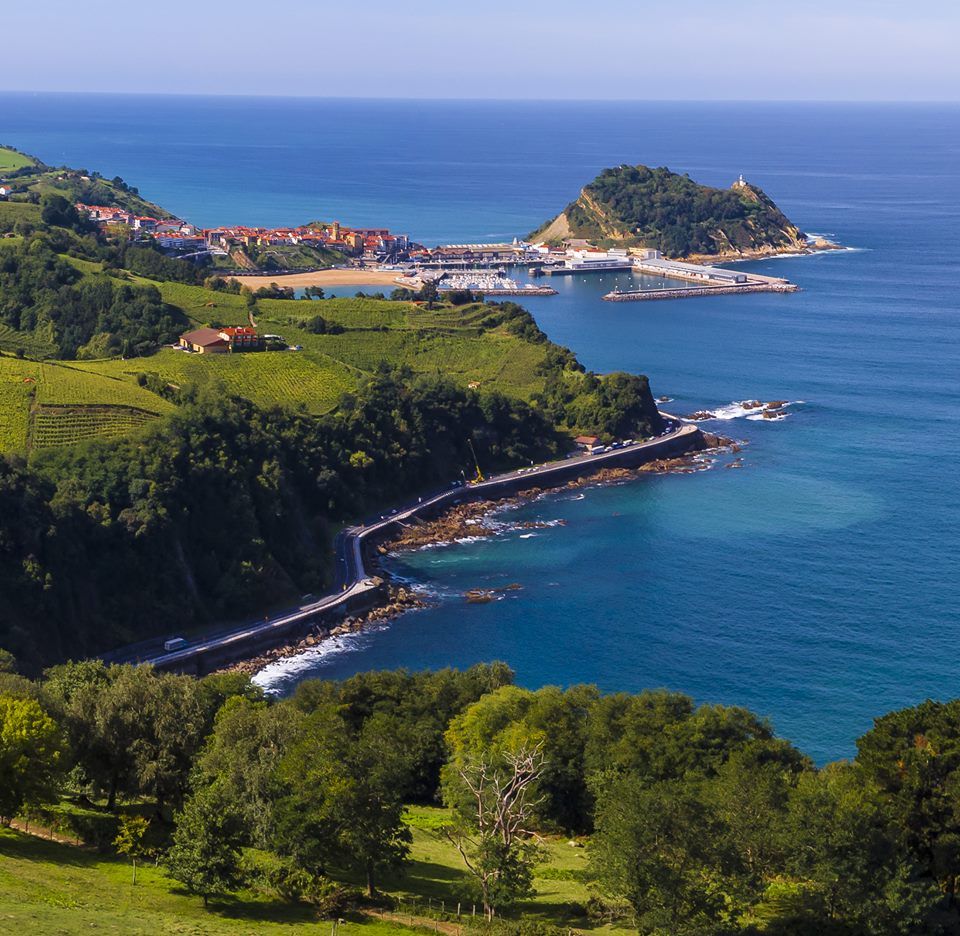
top-left (0, 806), bottom-right (622, 936)
top-left (0, 146), bottom-right (36, 171)
top-left (391, 806), bottom-right (602, 928)
top-left (0, 357), bottom-right (37, 453)
top-left (0, 827), bottom-right (423, 936)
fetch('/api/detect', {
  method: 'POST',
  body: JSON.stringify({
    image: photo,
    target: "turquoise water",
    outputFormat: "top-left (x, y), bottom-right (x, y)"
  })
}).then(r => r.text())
top-left (4, 96), bottom-right (959, 761)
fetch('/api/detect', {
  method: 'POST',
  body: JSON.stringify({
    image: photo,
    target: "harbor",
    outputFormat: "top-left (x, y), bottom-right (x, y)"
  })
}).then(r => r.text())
top-left (396, 269), bottom-right (558, 296)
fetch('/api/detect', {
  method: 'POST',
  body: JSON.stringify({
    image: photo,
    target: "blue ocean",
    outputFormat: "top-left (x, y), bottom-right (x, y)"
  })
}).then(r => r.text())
top-left (4, 94), bottom-right (959, 762)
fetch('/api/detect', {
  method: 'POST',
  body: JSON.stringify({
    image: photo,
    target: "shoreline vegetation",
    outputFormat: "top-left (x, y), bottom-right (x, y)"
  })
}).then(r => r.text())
top-left (221, 441), bottom-right (736, 681)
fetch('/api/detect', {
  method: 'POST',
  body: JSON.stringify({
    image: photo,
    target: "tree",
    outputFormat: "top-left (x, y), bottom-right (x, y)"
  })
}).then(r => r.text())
top-left (275, 707), bottom-right (412, 895)
top-left (193, 696), bottom-right (300, 848)
top-left (417, 279), bottom-right (439, 309)
top-left (165, 786), bottom-right (245, 906)
top-left (443, 683), bottom-right (595, 832)
top-left (114, 814), bottom-right (151, 884)
top-left (590, 775), bottom-right (727, 934)
top-left (133, 671), bottom-right (208, 813)
top-left (40, 193), bottom-right (83, 230)
top-left (783, 764), bottom-right (943, 935)
top-left (443, 744), bottom-right (546, 916)
top-left (0, 695), bottom-right (63, 823)
top-left (856, 698), bottom-right (960, 901)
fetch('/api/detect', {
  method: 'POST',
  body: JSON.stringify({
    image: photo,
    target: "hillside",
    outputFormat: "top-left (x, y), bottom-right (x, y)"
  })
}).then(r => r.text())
top-left (530, 164), bottom-right (807, 259)
top-left (0, 145), bottom-right (38, 172)
top-left (0, 807), bottom-right (603, 936)
top-left (0, 146), bottom-right (173, 219)
top-left (0, 152), bottom-right (665, 667)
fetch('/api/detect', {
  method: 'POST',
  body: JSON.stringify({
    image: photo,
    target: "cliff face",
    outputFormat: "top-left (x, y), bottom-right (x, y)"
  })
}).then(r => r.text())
top-left (530, 165), bottom-right (806, 259)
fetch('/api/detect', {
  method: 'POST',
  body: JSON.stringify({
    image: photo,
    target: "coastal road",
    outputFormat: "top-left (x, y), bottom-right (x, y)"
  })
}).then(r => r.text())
top-left (125, 421), bottom-right (702, 673)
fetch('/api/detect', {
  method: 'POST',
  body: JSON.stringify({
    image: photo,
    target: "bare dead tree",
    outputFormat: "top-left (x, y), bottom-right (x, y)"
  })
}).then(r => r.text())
top-left (444, 744), bottom-right (547, 917)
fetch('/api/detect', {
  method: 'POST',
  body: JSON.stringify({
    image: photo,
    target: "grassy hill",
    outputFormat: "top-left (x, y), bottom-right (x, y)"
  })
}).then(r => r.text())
top-left (0, 270), bottom-right (554, 454)
top-left (0, 145), bottom-right (38, 172)
top-left (530, 164), bottom-right (806, 259)
top-left (0, 827), bottom-right (417, 936)
top-left (0, 805), bottom-right (615, 936)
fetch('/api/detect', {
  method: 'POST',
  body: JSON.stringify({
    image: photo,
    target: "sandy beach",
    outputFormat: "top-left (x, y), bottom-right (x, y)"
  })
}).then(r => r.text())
top-left (227, 268), bottom-right (404, 289)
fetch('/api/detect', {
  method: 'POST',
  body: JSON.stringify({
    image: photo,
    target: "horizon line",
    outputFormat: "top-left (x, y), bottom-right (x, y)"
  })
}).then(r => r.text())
top-left (2, 89), bottom-right (959, 105)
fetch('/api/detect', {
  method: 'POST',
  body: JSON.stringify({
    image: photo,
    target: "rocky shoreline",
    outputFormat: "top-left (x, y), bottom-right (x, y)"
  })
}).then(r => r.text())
top-left (215, 583), bottom-right (427, 677)
top-left (222, 435), bottom-right (738, 681)
top-left (682, 237), bottom-right (843, 265)
top-left (686, 400), bottom-right (791, 421)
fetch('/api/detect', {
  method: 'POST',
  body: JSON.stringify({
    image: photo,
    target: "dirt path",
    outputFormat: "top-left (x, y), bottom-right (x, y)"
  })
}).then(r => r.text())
top-left (9, 817), bottom-right (84, 846)
top-left (363, 908), bottom-right (465, 935)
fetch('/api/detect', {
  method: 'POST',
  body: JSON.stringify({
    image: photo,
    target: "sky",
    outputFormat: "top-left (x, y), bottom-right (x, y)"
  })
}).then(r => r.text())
top-left (5, 0), bottom-right (960, 101)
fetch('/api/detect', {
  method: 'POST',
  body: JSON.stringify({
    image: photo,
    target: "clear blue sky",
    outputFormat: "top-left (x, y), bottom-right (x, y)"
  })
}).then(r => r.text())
top-left (7, 0), bottom-right (959, 100)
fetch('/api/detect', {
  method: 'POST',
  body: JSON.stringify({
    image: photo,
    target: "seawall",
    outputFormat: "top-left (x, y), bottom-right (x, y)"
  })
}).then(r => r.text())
top-left (144, 424), bottom-right (707, 675)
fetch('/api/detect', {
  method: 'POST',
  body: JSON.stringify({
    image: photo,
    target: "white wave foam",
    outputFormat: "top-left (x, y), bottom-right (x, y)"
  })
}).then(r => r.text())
top-left (519, 533), bottom-right (537, 539)
top-left (684, 400), bottom-right (801, 423)
top-left (252, 623), bottom-right (390, 695)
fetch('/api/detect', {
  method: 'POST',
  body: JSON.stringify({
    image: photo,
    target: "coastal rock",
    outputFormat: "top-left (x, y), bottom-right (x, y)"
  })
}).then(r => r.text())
top-left (700, 431), bottom-right (737, 449)
top-left (765, 400), bottom-right (788, 409)
top-left (739, 400), bottom-right (763, 410)
top-left (687, 410), bottom-right (717, 421)
top-left (386, 502), bottom-right (499, 550)
top-left (465, 589), bottom-right (495, 604)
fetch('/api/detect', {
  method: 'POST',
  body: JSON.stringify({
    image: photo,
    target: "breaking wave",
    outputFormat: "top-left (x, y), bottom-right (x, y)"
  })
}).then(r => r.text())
top-left (685, 400), bottom-right (803, 422)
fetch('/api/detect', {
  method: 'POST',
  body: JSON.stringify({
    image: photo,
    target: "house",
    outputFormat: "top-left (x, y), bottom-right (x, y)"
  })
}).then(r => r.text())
top-left (179, 328), bottom-right (229, 354)
top-left (575, 435), bottom-right (601, 451)
top-left (0, 183), bottom-right (16, 198)
top-left (218, 326), bottom-right (264, 351)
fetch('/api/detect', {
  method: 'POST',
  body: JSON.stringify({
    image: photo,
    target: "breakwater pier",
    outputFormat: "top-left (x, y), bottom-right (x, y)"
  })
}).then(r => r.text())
top-left (604, 281), bottom-right (800, 301)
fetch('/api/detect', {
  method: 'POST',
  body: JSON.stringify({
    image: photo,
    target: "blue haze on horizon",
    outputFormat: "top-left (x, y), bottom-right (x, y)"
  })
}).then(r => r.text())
top-left (5, 0), bottom-right (960, 102)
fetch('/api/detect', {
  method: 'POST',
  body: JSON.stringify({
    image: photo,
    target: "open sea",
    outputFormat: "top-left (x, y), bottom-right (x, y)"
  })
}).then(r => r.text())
top-left (4, 94), bottom-right (959, 762)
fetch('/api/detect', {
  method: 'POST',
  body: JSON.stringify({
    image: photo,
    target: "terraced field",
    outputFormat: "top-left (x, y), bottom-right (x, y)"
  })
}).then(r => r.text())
top-left (31, 405), bottom-right (160, 449)
top-left (0, 323), bottom-right (57, 358)
top-left (0, 268), bottom-right (552, 453)
top-left (0, 357), bottom-right (175, 452)
top-left (0, 201), bottom-right (41, 230)
top-left (35, 362), bottom-right (176, 413)
top-left (0, 357), bottom-right (37, 453)
top-left (72, 348), bottom-right (356, 415)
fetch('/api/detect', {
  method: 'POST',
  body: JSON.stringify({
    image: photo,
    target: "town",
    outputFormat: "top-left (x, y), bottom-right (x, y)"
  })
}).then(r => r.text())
top-left (72, 201), bottom-right (799, 299)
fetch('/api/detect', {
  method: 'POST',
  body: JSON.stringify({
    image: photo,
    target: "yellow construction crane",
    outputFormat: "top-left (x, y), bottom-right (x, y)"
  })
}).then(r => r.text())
top-left (466, 437), bottom-right (485, 484)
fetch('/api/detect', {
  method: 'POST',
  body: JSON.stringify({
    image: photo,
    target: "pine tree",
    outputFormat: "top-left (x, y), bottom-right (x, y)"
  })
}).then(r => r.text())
top-left (165, 787), bottom-right (244, 907)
